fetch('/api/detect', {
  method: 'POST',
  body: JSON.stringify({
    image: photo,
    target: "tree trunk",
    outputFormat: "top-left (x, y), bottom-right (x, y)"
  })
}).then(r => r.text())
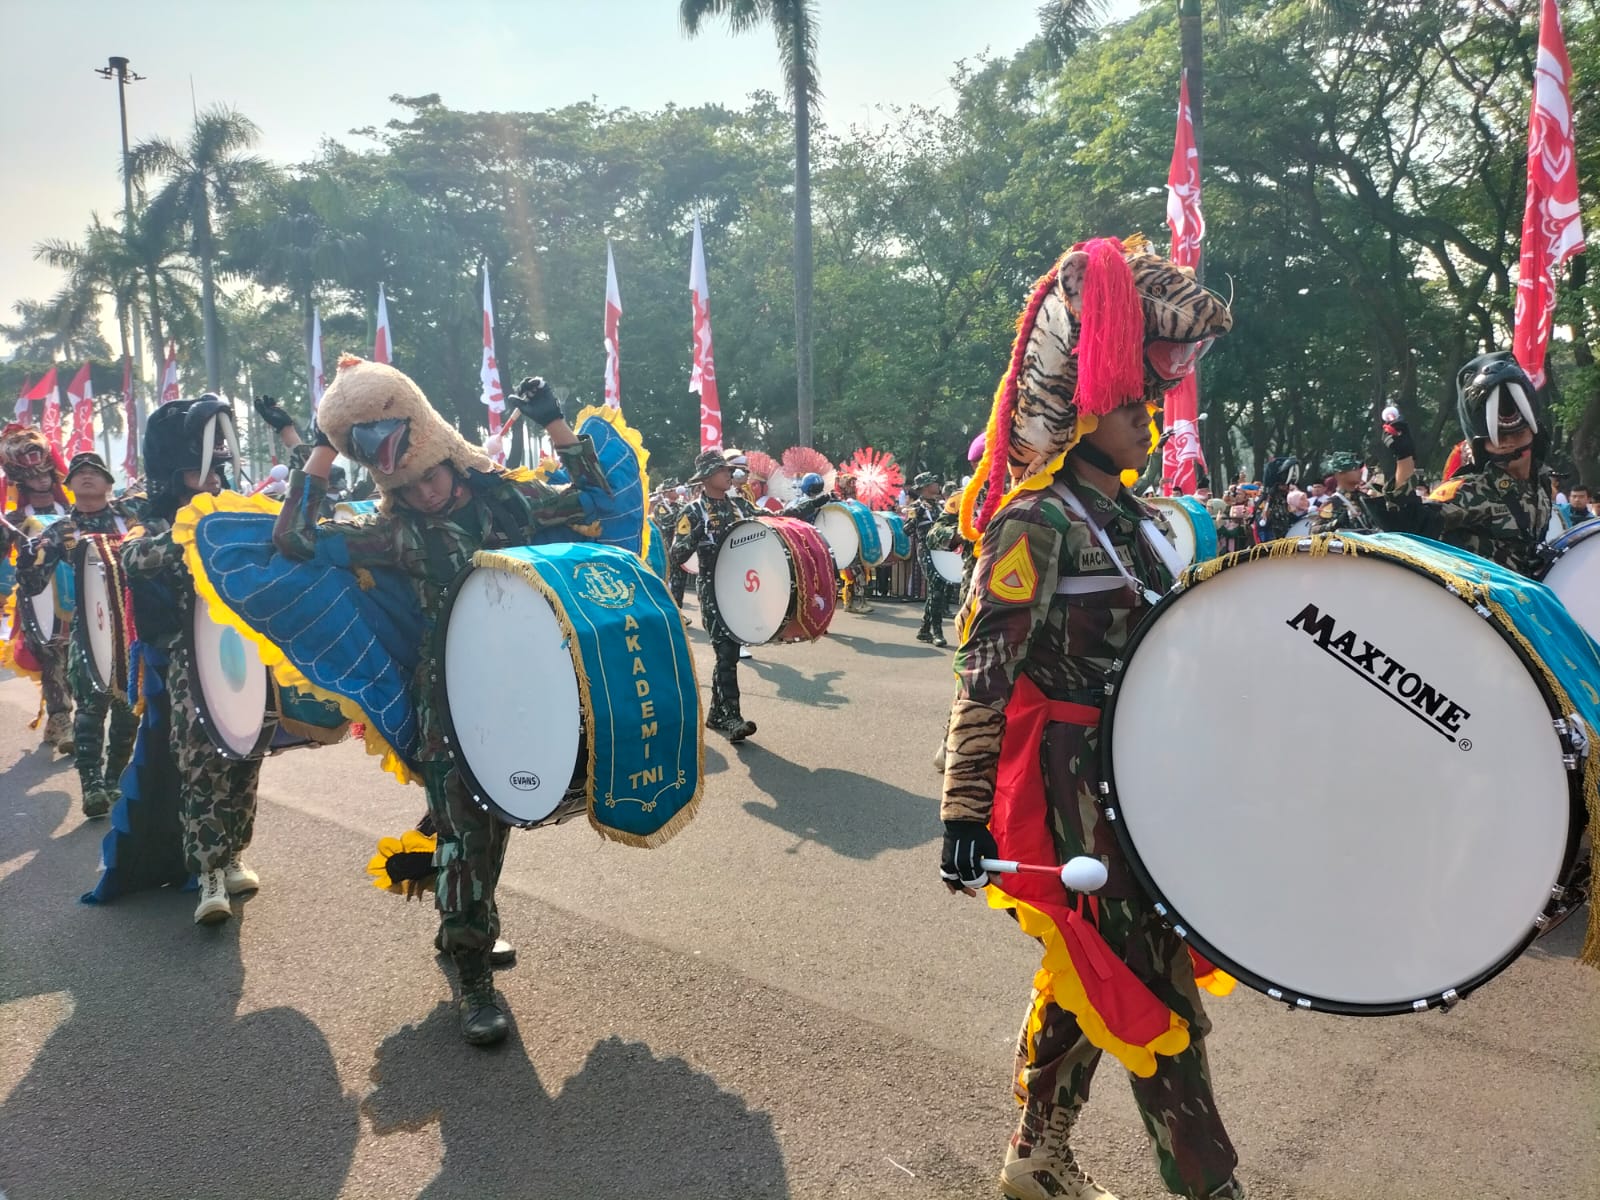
top-left (144, 263), bottom-right (165, 385)
top-left (198, 201), bottom-right (221, 392)
top-left (791, 33), bottom-right (815, 448)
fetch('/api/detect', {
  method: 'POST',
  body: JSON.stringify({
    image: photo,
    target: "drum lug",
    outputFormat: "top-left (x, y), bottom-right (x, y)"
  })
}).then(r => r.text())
top-left (1438, 988), bottom-right (1460, 1011)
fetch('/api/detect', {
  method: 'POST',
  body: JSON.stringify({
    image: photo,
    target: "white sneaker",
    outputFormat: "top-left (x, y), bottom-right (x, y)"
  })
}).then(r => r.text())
top-left (194, 869), bottom-right (232, 925)
top-left (223, 852), bottom-right (260, 895)
top-left (738, 646), bottom-right (753, 660)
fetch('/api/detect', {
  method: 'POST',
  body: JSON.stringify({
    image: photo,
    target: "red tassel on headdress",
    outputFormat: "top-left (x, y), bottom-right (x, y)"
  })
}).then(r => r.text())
top-left (1074, 238), bottom-right (1146, 417)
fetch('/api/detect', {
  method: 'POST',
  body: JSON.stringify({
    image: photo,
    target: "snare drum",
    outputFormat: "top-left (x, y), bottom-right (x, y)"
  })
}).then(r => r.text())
top-left (1101, 533), bottom-right (1592, 1014)
top-left (1146, 496), bottom-right (1218, 570)
top-left (73, 534), bottom-right (131, 696)
top-left (1539, 519), bottom-right (1600, 643)
top-left (712, 517), bottom-right (836, 645)
top-left (813, 502), bottom-right (861, 570)
top-left (842, 499), bottom-right (884, 568)
top-left (929, 549), bottom-right (965, 586)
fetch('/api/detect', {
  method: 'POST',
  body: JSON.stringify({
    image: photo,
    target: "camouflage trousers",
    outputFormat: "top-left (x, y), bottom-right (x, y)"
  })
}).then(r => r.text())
top-left (697, 579), bottom-right (745, 725)
top-left (168, 642), bottom-right (263, 876)
top-left (669, 563), bottom-right (688, 607)
top-left (32, 636), bottom-right (72, 718)
top-left (68, 639), bottom-right (136, 792)
top-left (918, 555), bottom-right (953, 639)
top-left (1012, 720), bottom-right (1241, 1199)
top-left (423, 760), bottom-right (510, 962)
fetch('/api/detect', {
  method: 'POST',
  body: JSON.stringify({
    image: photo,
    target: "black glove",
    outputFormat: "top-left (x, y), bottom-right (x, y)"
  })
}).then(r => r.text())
top-left (254, 394), bottom-right (296, 433)
top-left (309, 414), bottom-right (333, 450)
top-left (511, 376), bottom-right (564, 427)
top-left (940, 820), bottom-right (998, 892)
top-left (1382, 418), bottom-right (1416, 463)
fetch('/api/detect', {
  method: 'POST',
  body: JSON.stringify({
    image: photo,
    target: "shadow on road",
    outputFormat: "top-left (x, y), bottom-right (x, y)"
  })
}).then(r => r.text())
top-left (745, 660), bottom-right (846, 708)
top-left (827, 630), bottom-right (950, 661)
top-left (737, 742), bottom-right (939, 859)
top-left (363, 1006), bottom-right (788, 1199)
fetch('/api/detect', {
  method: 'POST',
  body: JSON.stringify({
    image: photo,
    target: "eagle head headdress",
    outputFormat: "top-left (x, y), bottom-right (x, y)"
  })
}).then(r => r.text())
top-left (961, 235), bottom-right (1233, 539)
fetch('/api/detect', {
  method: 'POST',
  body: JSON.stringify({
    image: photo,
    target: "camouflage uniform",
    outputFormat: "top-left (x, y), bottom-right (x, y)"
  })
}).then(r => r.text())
top-left (668, 491), bottom-right (760, 727)
top-left (8, 503), bottom-right (74, 731)
top-left (1308, 488), bottom-right (1373, 535)
top-left (121, 517), bottom-right (265, 876)
top-left (1369, 461), bottom-right (1553, 577)
top-left (1249, 489), bottom-right (1296, 543)
top-left (910, 496), bottom-right (954, 642)
top-left (942, 464), bottom-right (1242, 1200)
top-left (272, 440), bottom-right (605, 958)
top-left (18, 501), bottom-right (142, 807)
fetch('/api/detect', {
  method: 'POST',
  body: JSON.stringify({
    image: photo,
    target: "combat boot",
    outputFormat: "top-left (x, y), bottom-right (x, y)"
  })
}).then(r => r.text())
top-left (80, 778), bottom-right (112, 819)
top-left (916, 624), bottom-right (934, 644)
top-left (1000, 1106), bottom-right (1117, 1200)
top-left (43, 712), bottom-right (74, 755)
top-left (193, 868), bottom-right (232, 925)
top-left (223, 851), bottom-right (260, 895)
top-left (455, 957), bottom-right (510, 1046)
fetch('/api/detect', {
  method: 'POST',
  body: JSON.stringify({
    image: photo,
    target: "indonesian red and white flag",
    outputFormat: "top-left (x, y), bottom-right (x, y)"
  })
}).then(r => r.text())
top-left (374, 284), bottom-right (392, 365)
top-left (28, 367), bottom-right (63, 452)
top-left (1514, 0), bottom-right (1586, 389)
top-left (309, 308), bottom-right (327, 413)
top-left (160, 343), bottom-right (180, 402)
top-left (122, 356), bottom-right (139, 482)
top-left (603, 242), bottom-right (622, 410)
top-left (1162, 69), bottom-right (1209, 496)
top-left (689, 214), bottom-right (723, 452)
top-left (14, 376), bottom-right (31, 425)
top-left (480, 265), bottom-right (507, 460)
top-left (66, 362), bottom-right (95, 456)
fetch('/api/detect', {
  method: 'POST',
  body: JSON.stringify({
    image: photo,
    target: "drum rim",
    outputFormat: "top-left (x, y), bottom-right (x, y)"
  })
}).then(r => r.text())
top-left (72, 536), bottom-right (124, 696)
top-left (433, 559), bottom-right (581, 829)
top-left (1099, 540), bottom-right (1577, 1016)
top-left (20, 578), bottom-right (57, 643)
top-left (187, 601), bottom-right (280, 761)
top-left (715, 517), bottom-right (800, 645)
top-left (1540, 516), bottom-right (1600, 574)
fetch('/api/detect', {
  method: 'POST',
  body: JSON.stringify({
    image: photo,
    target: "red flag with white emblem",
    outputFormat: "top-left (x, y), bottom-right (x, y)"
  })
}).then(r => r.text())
top-left (1514, 0), bottom-right (1586, 389)
top-left (160, 343), bottom-right (180, 402)
top-left (689, 215), bottom-right (722, 452)
top-left (1162, 70), bottom-right (1208, 496)
top-left (66, 361), bottom-right (95, 456)
top-left (374, 284), bottom-right (392, 365)
top-left (604, 243), bottom-right (622, 410)
top-left (14, 375), bottom-right (32, 425)
top-left (480, 265), bottom-right (506, 461)
top-left (28, 367), bottom-right (63, 452)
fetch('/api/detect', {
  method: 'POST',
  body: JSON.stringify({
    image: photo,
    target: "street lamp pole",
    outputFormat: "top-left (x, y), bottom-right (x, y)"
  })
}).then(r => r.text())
top-left (95, 56), bottom-right (145, 406)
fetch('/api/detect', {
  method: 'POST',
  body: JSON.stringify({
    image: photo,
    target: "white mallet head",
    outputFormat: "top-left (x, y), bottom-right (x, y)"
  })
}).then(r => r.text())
top-left (1061, 856), bottom-right (1109, 892)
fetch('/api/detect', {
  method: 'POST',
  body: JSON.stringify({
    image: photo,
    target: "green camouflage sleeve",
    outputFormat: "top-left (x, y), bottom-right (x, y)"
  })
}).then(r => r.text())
top-left (120, 525), bottom-right (184, 581)
top-left (16, 518), bottom-right (73, 594)
top-left (940, 501), bottom-right (1064, 824)
top-left (273, 469), bottom-right (405, 568)
top-left (668, 504), bottom-right (703, 568)
top-left (503, 436), bottom-right (612, 533)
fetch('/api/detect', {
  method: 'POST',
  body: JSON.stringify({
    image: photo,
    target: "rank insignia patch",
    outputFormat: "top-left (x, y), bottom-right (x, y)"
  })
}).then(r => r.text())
top-left (989, 535), bottom-right (1040, 604)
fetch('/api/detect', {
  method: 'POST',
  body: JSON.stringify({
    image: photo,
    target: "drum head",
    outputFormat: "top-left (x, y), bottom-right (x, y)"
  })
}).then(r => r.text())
top-left (712, 520), bottom-right (795, 645)
top-left (1540, 523), bottom-right (1600, 643)
top-left (79, 542), bottom-right (117, 690)
top-left (814, 504), bottom-right (860, 570)
top-left (1105, 552), bottom-right (1570, 1012)
top-left (682, 552), bottom-right (699, 576)
top-left (1147, 499), bottom-right (1197, 569)
top-left (192, 604), bottom-right (273, 758)
top-left (870, 512), bottom-right (895, 565)
top-left (1285, 516), bottom-right (1314, 539)
top-left (26, 580), bottom-right (55, 641)
top-left (930, 549), bottom-right (965, 585)
top-left (443, 563), bottom-right (581, 825)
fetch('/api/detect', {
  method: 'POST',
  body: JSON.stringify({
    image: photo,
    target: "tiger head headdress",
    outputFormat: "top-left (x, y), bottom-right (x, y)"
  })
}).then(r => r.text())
top-left (0, 424), bottom-right (70, 513)
top-left (962, 235), bottom-right (1233, 538)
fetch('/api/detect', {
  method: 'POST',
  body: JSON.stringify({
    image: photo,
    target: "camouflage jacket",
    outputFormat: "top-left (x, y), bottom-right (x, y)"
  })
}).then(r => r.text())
top-left (1308, 488), bottom-right (1372, 536)
top-left (926, 510), bottom-right (967, 555)
top-left (1251, 490), bottom-right (1296, 542)
top-left (1370, 461), bottom-right (1552, 577)
top-left (271, 440), bottom-right (607, 762)
top-left (16, 499), bottom-right (144, 596)
top-left (780, 493), bottom-right (831, 522)
top-left (668, 493), bottom-right (760, 575)
top-left (941, 466), bottom-right (1175, 824)
top-left (120, 516), bottom-right (191, 652)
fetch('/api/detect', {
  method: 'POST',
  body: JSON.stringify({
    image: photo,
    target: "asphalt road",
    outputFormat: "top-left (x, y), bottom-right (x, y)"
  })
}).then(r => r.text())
top-left (1, 596), bottom-right (1596, 1200)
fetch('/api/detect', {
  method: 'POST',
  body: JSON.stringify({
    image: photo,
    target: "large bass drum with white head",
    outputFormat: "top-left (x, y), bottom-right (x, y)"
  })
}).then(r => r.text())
top-left (1100, 534), bottom-right (1590, 1015)
top-left (1539, 519), bottom-right (1600, 644)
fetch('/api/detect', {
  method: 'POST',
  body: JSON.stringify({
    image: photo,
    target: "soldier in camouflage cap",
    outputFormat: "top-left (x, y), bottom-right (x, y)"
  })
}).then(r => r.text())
top-left (1367, 352), bottom-right (1552, 576)
top-left (1309, 449), bottom-right (1372, 535)
top-left (907, 471), bottom-right (950, 644)
top-left (943, 238), bottom-right (1242, 1200)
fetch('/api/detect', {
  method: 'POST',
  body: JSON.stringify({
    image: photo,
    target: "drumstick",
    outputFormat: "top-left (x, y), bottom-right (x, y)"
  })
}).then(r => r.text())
top-left (981, 856), bottom-right (1109, 892)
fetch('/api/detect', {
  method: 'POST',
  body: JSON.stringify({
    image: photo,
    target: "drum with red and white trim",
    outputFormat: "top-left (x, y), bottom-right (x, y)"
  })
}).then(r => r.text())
top-left (712, 517), bottom-right (836, 645)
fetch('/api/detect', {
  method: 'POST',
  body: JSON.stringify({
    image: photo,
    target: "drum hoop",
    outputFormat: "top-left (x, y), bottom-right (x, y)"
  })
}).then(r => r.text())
top-left (1541, 517), bottom-right (1600, 575)
top-left (186, 603), bottom-right (280, 761)
top-left (1098, 539), bottom-right (1577, 1016)
top-left (433, 560), bottom-right (571, 829)
top-left (72, 535), bottom-right (128, 695)
top-left (20, 582), bottom-right (55, 643)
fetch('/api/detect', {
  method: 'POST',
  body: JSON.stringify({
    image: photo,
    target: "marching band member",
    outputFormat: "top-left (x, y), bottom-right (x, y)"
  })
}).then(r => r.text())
top-left (1, 426), bottom-right (76, 753)
top-left (120, 396), bottom-right (267, 925)
top-left (908, 472), bottom-right (950, 646)
top-left (271, 358), bottom-right (610, 1046)
top-left (1367, 352), bottom-right (1553, 577)
top-left (834, 472), bottom-right (874, 614)
top-left (1249, 455), bottom-right (1299, 542)
top-left (16, 452), bottom-right (141, 817)
top-left (669, 448), bottom-right (760, 741)
top-left (1308, 450), bottom-right (1372, 535)
top-left (944, 236), bottom-right (1242, 1200)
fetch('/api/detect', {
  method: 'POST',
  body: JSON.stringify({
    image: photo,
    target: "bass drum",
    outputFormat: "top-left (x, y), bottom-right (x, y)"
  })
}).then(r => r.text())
top-left (875, 511), bottom-right (910, 562)
top-left (1146, 496), bottom-right (1218, 571)
top-left (18, 514), bottom-right (74, 644)
top-left (813, 502), bottom-right (861, 570)
top-left (711, 517), bottom-right (836, 645)
top-left (842, 499), bottom-right (884, 568)
top-left (1284, 515), bottom-right (1314, 540)
top-left (1539, 519), bottom-right (1600, 643)
top-left (1101, 534), bottom-right (1587, 1014)
top-left (929, 549), bottom-right (965, 586)
top-left (73, 534), bottom-right (131, 696)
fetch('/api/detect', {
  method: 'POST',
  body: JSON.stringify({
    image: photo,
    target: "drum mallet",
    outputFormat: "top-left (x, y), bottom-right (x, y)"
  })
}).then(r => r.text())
top-left (981, 856), bottom-right (1109, 892)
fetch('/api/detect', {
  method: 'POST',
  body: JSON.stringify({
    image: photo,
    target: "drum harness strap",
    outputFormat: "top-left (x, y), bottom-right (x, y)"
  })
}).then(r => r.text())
top-left (1049, 484), bottom-right (1183, 605)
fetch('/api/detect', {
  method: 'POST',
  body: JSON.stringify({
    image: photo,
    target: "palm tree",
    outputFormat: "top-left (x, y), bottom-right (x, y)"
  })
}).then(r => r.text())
top-left (0, 297), bottom-right (113, 361)
top-left (36, 214), bottom-right (153, 396)
top-left (680, 0), bottom-right (820, 446)
top-left (130, 105), bottom-right (276, 391)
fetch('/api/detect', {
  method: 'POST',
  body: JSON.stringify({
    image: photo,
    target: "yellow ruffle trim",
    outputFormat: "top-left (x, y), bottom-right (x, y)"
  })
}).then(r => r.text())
top-left (987, 886), bottom-right (1191, 1080)
top-left (366, 827), bottom-right (437, 894)
top-left (170, 490), bottom-right (417, 787)
top-left (512, 405), bottom-right (654, 565)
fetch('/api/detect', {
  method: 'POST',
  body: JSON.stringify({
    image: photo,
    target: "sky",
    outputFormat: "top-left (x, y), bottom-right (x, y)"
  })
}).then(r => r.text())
top-left (0, 0), bottom-right (1142, 340)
